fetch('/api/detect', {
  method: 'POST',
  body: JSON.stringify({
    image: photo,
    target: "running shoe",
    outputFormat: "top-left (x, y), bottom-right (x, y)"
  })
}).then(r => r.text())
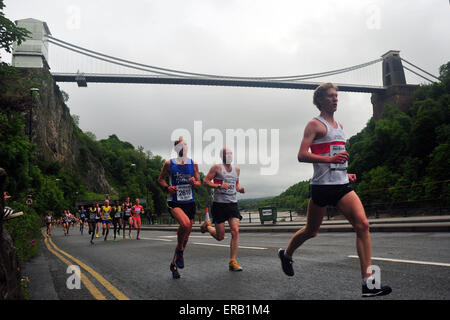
top-left (278, 249), bottom-right (294, 276)
top-left (362, 284), bottom-right (392, 297)
top-left (90, 240), bottom-right (94, 245)
top-left (170, 263), bottom-right (180, 279)
top-left (229, 259), bottom-right (243, 272)
top-left (136, 236), bottom-right (141, 240)
top-left (200, 220), bottom-right (211, 233)
top-left (129, 233), bottom-right (132, 239)
top-left (96, 234), bottom-right (99, 238)
top-left (174, 249), bottom-right (184, 269)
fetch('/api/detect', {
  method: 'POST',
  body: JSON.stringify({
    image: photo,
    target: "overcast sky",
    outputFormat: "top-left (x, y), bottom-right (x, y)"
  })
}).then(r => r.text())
top-left (2, 0), bottom-right (449, 199)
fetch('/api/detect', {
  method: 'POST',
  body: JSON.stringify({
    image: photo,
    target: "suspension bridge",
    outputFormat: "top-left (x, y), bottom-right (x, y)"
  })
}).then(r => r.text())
top-left (11, 18), bottom-right (440, 118)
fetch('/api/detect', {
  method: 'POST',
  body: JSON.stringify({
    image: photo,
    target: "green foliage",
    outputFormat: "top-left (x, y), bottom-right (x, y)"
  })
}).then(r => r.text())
top-left (347, 61), bottom-right (450, 204)
top-left (241, 180), bottom-right (310, 212)
top-left (0, 0), bottom-right (31, 54)
top-left (4, 201), bottom-right (41, 263)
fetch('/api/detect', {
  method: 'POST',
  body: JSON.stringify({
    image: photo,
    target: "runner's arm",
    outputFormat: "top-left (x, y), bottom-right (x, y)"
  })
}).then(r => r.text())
top-left (190, 163), bottom-right (202, 188)
top-left (203, 165), bottom-right (220, 189)
top-left (158, 161), bottom-right (177, 194)
top-left (235, 167), bottom-right (245, 193)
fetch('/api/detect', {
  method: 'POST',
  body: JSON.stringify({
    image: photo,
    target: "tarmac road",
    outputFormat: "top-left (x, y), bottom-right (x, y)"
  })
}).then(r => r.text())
top-left (25, 225), bottom-right (450, 300)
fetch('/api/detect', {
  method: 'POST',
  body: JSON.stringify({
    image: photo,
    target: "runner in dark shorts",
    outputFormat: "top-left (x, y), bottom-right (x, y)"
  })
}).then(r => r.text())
top-left (158, 137), bottom-right (201, 279)
top-left (201, 148), bottom-right (246, 271)
top-left (278, 82), bottom-right (391, 297)
top-left (122, 197), bottom-right (133, 239)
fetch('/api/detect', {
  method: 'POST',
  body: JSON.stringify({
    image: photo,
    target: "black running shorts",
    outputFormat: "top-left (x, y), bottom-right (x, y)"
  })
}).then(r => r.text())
top-left (211, 202), bottom-right (242, 224)
top-left (168, 201), bottom-right (196, 220)
top-left (310, 183), bottom-right (354, 207)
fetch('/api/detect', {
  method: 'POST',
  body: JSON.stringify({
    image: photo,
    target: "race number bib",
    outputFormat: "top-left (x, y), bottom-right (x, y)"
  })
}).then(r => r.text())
top-left (330, 144), bottom-right (348, 170)
top-left (222, 178), bottom-right (236, 194)
top-left (177, 184), bottom-right (193, 201)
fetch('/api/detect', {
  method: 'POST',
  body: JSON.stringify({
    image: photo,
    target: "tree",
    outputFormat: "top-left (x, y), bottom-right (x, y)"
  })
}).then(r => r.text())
top-left (0, 0), bottom-right (30, 54)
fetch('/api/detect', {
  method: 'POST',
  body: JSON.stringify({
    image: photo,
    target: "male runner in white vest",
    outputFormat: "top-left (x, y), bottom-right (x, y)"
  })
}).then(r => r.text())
top-left (201, 148), bottom-right (246, 272)
top-left (278, 82), bottom-right (392, 297)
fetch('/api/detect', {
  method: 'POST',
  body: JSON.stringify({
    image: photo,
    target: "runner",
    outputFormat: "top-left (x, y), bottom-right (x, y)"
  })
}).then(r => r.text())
top-left (45, 212), bottom-right (53, 236)
top-left (101, 199), bottom-right (113, 241)
top-left (158, 137), bottom-right (201, 279)
top-left (69, 210), bottom-right (76, 229)
top-left (95, 202), bottom-right (101, 238)
top-left (112, 200), bottom-right (122, 241)
top-left (277, 82), bottom-right (392, 297)
top-left (201, 147), bottom-right (246, 271)
top-left (131, 198), bottom-right (144, 240)
top-left (63, 210), bottom-right (71, 236)
top-left (122, 197), bottom-right (133, 239)
top-left (79, 206), bottom-right (86, 235)
top-left (87, 203), bottom-right (97, 244)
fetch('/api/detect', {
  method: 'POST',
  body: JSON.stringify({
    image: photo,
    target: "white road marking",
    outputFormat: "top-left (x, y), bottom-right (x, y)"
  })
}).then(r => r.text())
top-left (141, 237), bottom-right (173, 242)
top-left (348, 255), bottom-right (450, 267)
top-left (159, 235), bottom-right (220, 239)
top-left (193, 242), bottom-right (267, 250)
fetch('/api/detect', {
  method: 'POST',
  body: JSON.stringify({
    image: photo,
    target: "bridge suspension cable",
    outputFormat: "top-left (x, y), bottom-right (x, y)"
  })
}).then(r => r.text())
top-left (46, 35), bottom-right (382, 82)
top-left (400, 58), bottom-right (440, 81)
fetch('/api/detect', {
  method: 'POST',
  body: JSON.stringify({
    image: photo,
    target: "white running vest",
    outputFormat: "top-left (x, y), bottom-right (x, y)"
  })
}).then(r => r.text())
top-left (213, 164), bottom-right (238, 203)
top-left (310, 116), bottom-right (349, 185)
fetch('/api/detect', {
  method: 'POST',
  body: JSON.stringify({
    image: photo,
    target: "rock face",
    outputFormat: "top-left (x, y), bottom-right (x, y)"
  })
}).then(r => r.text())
top-left (21, 68), bottom-right (112, 193)
top-left (0, 168), bottom-right (22, 300)
top-left (0, 226), bottom-right (22, 300)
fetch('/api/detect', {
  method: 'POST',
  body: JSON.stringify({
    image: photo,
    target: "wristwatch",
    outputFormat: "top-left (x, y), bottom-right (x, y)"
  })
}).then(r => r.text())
top-left (216, 184), bottom-right (222, 189)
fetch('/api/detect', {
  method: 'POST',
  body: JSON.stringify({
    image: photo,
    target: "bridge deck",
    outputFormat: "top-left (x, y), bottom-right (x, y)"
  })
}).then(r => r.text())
top-left (52, 73), bottom-right (386, 93)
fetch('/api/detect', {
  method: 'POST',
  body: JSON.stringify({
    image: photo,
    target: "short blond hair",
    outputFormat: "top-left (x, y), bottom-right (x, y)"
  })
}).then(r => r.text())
top-left (313, 83), bottom-right (338, 110)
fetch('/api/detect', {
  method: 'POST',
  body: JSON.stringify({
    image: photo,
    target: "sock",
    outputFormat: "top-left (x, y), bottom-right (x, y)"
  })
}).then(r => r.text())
top-left (205, 208), bottom-right (210, 222)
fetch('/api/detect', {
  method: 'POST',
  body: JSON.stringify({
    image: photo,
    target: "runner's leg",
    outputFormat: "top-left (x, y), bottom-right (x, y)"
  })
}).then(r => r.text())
top-left (285, 199), bottom-right (325, 257)
top-left (336, 191), bottom-right (372, 278)
top-left (228, 217), bottom-right (240, 261)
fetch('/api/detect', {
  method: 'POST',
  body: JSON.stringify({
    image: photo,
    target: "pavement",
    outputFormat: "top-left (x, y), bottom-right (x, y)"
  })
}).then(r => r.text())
top-left (142, 215), bottom-right (450, 232)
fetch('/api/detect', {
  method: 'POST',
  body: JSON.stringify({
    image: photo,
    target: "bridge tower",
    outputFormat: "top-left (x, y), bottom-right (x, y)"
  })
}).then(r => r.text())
top-left (371, 50), bottom-right (419, 121)
top-left (12, 18), bottom-right (51, 69)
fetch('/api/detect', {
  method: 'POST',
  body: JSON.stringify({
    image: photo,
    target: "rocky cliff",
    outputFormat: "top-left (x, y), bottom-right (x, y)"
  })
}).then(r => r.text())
top-left (20, 68), bottom-right (112, 193)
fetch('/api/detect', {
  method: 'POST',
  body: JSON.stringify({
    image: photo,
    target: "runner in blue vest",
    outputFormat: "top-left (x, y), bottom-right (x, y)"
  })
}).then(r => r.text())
top-left (79, 206), bottom-right (86, 235)
top-left (158, 137), bottom-right (201, 279)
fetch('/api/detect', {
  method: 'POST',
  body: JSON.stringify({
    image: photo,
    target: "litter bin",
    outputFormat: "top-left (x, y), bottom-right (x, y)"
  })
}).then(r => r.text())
top-left (258, 206), bottom-right (277, 224)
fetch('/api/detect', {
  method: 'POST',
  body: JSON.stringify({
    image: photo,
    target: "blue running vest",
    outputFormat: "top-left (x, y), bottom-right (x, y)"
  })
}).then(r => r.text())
top-left (168, 158), bottom-right (195, 204)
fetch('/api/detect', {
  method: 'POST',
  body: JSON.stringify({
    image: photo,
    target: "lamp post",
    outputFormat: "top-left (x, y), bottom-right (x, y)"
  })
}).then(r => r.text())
top-left (28, 88), bottom-right (39, 142)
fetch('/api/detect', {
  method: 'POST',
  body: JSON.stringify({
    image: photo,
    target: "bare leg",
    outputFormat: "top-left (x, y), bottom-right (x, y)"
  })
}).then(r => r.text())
top-left (286, 199), bottom-right (325, 257)
top-left (171, 208), bottom-right (193, 252)
top-left (336, 191), bottom-right (372, 278)
top-left (228, 218), bottom-right (240, 261)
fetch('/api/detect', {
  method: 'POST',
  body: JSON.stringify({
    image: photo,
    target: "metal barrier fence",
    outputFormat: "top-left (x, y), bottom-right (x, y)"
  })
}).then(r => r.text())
top-left (146, 198), bottom-right (449, 225)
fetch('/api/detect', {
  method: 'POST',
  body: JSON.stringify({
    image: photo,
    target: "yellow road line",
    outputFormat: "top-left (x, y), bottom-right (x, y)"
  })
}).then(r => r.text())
top-left (46, 235), bottom-right (130, 300)
top-left (43, 236), bottom-right (107, 300)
